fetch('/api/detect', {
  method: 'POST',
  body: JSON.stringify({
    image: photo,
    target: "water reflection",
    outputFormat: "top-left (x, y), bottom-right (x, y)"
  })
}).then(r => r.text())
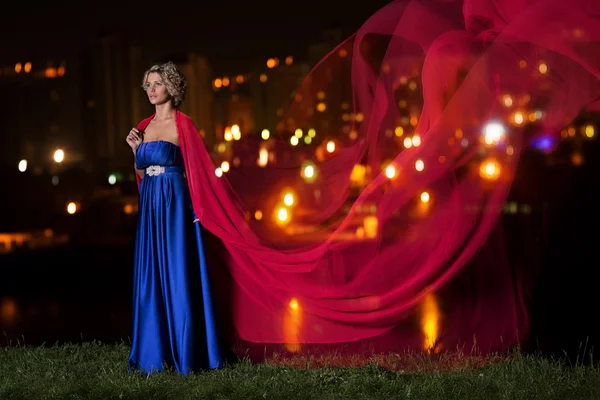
top-left (0, 296), bottom-right (131, 346)
top-left (0, 297), bottom-right (17, 326)
top-left (0, 219), bottom-right (599, 363)
top-left (0, 242), bottom-right (133, 346)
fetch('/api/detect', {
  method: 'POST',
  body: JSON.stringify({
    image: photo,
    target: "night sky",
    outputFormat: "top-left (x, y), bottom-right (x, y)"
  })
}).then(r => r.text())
top-left (1, 2), bottom-right (391, 71)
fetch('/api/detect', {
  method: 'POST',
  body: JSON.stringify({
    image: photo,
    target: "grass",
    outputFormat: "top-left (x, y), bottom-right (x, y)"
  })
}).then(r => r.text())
top-left (1, 341), bottom-right (599, 399)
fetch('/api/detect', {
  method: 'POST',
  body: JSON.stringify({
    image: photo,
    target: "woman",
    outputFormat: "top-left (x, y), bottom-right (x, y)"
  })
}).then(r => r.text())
top-left (125, 62), bottom-right (222, 375)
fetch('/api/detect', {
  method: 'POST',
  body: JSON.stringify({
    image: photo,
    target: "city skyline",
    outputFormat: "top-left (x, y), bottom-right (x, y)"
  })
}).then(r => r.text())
top-left (0, 26), bottom-right (351, 172)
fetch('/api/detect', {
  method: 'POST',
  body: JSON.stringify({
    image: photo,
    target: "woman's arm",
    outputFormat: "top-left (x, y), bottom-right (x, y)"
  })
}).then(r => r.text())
top-left (126, 127), bottom-right (145, 178)
top-left (133, 150), bottom-right (145, 179)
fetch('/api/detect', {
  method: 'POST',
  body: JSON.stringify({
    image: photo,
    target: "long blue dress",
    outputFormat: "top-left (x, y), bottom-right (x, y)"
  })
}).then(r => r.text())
top-left (128, 140), bottom-right (222, 375)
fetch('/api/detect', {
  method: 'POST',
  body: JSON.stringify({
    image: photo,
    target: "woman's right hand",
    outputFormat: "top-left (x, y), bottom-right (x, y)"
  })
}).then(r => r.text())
top-left (126, 128), bottom-right (143, 153)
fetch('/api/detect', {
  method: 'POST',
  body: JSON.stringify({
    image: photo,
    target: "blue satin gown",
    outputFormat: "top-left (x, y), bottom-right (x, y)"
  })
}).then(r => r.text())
top-left (128, 140), bottom-right (222, 374)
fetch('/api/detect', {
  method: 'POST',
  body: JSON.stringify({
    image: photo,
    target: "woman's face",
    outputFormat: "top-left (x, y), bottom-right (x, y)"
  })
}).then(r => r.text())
top-left (144, 72), bottom-right (171, 105)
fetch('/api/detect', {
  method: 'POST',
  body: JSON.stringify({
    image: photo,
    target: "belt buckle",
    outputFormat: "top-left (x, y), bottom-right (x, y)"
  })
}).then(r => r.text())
top-left (146, 165), bottom-right (165, 176)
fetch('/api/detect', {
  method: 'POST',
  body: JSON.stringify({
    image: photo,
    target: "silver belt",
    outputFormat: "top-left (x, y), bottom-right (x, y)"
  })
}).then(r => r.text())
top-left (145, 165), bottom-right (185, 177)
top-left (146, 165), bottom-right (165, 176)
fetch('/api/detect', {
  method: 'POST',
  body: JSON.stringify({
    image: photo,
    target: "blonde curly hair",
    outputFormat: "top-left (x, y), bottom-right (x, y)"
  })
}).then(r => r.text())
top-left (141, 61), bottom-right (187, 108)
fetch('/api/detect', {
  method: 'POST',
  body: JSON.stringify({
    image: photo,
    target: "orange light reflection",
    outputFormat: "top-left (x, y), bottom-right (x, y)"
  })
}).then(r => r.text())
top-left (283, 297), bottom-right (303, 352)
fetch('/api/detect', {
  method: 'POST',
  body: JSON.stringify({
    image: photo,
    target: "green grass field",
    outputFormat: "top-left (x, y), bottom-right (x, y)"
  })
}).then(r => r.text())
top-left (1, 341), bottom-right (598, 399)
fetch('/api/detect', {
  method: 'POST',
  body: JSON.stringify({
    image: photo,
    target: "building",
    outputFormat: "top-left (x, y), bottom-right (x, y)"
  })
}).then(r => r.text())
top-left (78, 31), bottom-right (150, 173)
top-left (174, 53), bottom-right (215, 148)
top-left (249, 59), bottom-right (312, 135)
top-left (307, 28), bottom-right (345, 66)
top-left (0, 59), bottom-right (82, 173)
top-left (209, 56), bottom-right (312, 142)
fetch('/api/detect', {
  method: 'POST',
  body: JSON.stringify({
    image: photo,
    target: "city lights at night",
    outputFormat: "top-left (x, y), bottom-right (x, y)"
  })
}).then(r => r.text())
top-left (2, 1), bottom-right (600, 396)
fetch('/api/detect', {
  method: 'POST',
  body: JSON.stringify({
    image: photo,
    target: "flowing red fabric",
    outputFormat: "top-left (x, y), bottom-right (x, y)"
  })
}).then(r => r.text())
top-left (135, 0), bottom-right (600, 354)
